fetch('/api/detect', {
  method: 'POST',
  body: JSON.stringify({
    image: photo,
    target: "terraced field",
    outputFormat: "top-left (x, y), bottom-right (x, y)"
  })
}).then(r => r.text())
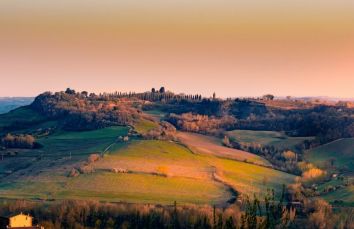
top-left (227, 130), bottom-right (314, 151)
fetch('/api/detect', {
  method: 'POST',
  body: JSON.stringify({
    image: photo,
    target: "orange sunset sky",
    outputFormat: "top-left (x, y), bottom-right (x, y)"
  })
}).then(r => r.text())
top-left (1, 1), bottom-right (354, 98)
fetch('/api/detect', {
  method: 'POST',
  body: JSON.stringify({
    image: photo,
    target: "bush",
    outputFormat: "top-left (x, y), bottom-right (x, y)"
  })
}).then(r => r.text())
top-left (88, 153), bottom-right (100, 163)
top-left (1, 133), bottom-right (36, 149)
top-left (302, 168), bottom-right (326, 181)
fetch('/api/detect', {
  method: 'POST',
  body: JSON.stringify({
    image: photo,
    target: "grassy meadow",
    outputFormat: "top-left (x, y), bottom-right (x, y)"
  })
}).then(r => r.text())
top-left (177, 132), bottom-right (271, 166)
top-left (0, 128), bottom-right (295, 205)
top-left (0, 106), bottom-right (46, 131)
top-left (305, 138), bottom-right (354, 171)
top-left (227, 130), bottom-right (314, 151)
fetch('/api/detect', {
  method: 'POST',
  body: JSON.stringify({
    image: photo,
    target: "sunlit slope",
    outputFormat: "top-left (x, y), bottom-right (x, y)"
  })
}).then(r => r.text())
top-left (94, 139), bottom-right (294, 198)
top-left (0, 127), bottom-right (294, 204)
top-left (177, 132), bottom-right (271, 166)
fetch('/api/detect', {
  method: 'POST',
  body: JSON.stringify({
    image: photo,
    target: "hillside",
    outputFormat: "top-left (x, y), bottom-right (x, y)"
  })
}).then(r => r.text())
top-left (305, 138), bottom-right (354, 171)
top-left (0, 127), bottom-right (294, 205)
top-left (176, 132), bottom-right (271, 166)
top-left (0, 89), bottom-right (352, 208)
top-left (227, 130), bottom-right (314, 151)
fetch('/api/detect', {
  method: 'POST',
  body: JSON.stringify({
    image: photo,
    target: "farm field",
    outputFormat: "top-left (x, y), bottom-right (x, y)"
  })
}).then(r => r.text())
top-left (133, 119), bottom-right (159, 134)
top-left (95, 139), bottom-right (294, 199)
top-left (305, 138), bottom-right (354, 206)
top-left (305, 138), bottom-right (354, 171)
top-left (321, 186), bottom-right (354, 207)
top-left (0, 133), bottom-right (295, 205)
top-left (0, 126), bottom-right (129, 178)
top-left (226, 130), bottom-right (314, 150)
top-left (177, 132), bottom-right (271, 166)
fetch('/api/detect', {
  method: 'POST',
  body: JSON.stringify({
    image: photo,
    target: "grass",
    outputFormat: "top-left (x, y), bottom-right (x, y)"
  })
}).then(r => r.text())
top-left (133, 119), bottom-right (159, 134)
top-left (305, 138), bottom-right (354, 206)
top-left (227, 130), bottom-right (314, 151)
top-left (321, 186), bottom-right (354, 207)
top-left (213, 159), bottom-right (294, 196)
top-left (52, 126), bottom-right (129, 140)
top-left (0, 125), bottom-right (295, 205)
top-left (305, 138), bottom-right (354, 171)
top-left (0, 106), bottom-right (46, 131)
top-left (96, 140), bottom-right (294, 199)
top-left (0, 126), bottom-right (129, 178)
top-left (36, 126), bottom-right (129, 157)
top-left (61, 172), bottom-right (230, 204)
top-left (143, 109), bottom-right (167, 120)
top-left (177, 132), bottom-right (271, 166)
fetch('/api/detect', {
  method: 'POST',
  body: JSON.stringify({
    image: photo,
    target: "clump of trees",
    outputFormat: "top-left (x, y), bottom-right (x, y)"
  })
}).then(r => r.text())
top-left (31, 90), bottom-right (144, 131)
top-left (1, 133), bottom-right (37, 149)
top-left (142, 121), bottom-right (177, 140)
top-left (167, 113), bottom-right (236, 135)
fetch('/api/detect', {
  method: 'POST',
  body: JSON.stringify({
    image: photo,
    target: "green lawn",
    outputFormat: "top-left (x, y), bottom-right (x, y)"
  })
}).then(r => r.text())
top-left (227, 130), bottom-right (314, 150)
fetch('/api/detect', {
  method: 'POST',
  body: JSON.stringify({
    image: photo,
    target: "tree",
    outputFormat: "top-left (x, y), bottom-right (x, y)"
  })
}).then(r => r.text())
top-left (213, 92), bottom-right (216, 100)
top-left (65, 88), bottom-right (76, 95)
top-left (81, 91), bottom-right (88, 97)
top-left (263, 94), bottom-right (274, 100)
top-left (159, 87), bottom-right (165, 93)
top-left (151, 88), bottom-right (156, 93)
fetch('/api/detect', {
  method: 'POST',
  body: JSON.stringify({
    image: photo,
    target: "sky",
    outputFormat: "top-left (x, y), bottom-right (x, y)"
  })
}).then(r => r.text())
top-left (1, 1), bottom-right (354, 98)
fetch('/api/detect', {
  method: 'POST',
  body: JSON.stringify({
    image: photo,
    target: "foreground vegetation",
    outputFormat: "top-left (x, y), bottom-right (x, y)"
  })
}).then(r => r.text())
top-left (0, 193), bottom-right (353, 229)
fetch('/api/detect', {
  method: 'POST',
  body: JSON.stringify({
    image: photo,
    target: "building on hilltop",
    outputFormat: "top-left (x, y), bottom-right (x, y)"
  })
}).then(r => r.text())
top-left (0, 212), bottom-right (43, 229)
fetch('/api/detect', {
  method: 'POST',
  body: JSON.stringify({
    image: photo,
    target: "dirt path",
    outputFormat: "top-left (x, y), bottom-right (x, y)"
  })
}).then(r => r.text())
top-left (210, 166), bottom-right (238, 205)
top-left (177, 132), bottom-right (271, 167)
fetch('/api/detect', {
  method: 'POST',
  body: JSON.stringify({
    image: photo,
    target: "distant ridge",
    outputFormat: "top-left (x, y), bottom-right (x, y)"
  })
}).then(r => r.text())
top-left (0, 97), bottom-right (34, 114)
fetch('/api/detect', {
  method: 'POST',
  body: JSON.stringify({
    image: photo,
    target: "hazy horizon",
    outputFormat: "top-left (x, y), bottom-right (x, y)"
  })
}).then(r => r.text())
top-left (1, 1), bottom-right (354, 98)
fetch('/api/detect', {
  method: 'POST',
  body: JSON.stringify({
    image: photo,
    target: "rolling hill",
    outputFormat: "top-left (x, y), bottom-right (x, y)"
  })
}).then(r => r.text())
top-left (226, 130), bottom-right (314, 151)
top-left (305, 138), bottom-right (354, 172)
top-left (0, 125), bottom-right (295, 205)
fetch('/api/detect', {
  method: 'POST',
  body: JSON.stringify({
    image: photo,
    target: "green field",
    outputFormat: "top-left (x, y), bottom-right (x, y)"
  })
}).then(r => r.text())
top-left (177, 132), bottom-right (271, 166)
top-left (0, 134), bottom-right (294, 205)
top-left (321, 186), bottom-right (354, 207)
top-left (0, 106), bottom-right (46, 131)
top-left (0, 126), bottom-right (129, 177)
top-left (305, 138), bottom-right (354, 171)
top-left (133, 119), bottom-right (159, 134)
top-left (95, 139), bottom-right (294, 199)
top-left (227, 130), bottom-right (314, 150)
top-left (304, 138), bottom-right (354, 206)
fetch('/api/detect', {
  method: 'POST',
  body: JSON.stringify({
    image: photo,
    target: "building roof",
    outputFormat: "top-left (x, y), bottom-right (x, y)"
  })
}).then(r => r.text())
top-left (7, 227), bottom-right (42, 229)
top-left (5, 213), bottom-right (33, 219)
